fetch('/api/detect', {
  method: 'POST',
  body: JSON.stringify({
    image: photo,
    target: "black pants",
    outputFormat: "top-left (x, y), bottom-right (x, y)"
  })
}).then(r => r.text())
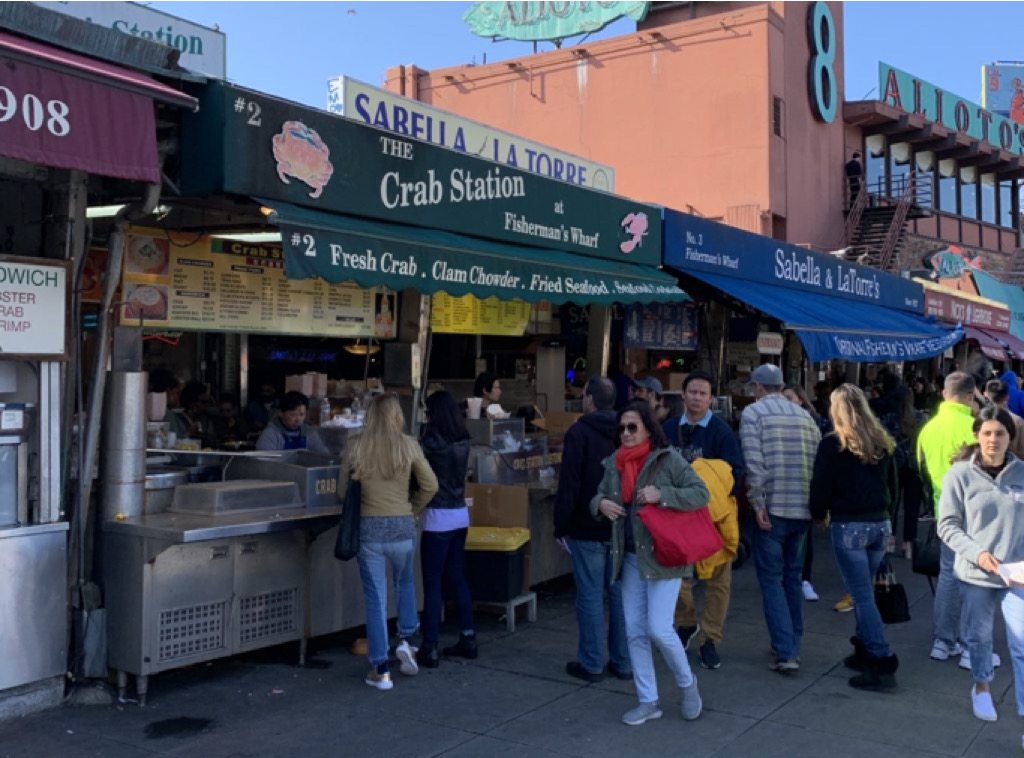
top-left (420, 528), bottom-right (475, 646)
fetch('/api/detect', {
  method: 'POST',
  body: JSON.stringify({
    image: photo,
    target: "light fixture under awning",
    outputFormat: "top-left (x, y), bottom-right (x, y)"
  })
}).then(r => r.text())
top-left (262, 200), bottom-right (690, 307)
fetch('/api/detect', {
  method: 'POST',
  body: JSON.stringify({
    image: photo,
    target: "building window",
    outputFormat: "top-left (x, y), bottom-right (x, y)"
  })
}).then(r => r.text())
top-left (866, 134), bottom-right (885, 197)
top-left (981, 173), bottom-right (996, 224)
top-left (960, 166), bottom-right (978, 220)
top-left (889, 142), bottom-right (912, 197)
top-left (1001, 179), bottom-right (1014, 228)
top-left (938, 159), bottom-right (957, 213)
top-left (772, 96), bottom-right (784, 137)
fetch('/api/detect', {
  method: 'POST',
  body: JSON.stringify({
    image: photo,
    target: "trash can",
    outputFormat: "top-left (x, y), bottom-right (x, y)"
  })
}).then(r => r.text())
top-left (465, 526), bottom-right (530, 603)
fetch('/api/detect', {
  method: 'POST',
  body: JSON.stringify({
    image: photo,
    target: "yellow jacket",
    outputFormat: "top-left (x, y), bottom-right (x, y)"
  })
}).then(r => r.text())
top-left (691, 459), bottom-right (739, 580)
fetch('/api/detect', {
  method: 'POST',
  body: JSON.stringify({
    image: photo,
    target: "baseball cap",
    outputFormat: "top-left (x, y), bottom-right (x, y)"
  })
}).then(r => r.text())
top-left (748, 364), bottom-right (784, 387)
top-left (633, 376), bottom-right (663, 395)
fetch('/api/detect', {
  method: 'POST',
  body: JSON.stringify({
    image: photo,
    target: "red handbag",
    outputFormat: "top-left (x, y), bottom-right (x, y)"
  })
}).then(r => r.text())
top-left (637, 505), bottom-right (723, 568)
top-left (633, 457), bottom-right (722, 568)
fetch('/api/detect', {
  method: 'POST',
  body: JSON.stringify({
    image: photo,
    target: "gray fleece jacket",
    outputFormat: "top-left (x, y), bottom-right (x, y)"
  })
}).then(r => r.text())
top-left (938, 454), bottom-right (1024, 588)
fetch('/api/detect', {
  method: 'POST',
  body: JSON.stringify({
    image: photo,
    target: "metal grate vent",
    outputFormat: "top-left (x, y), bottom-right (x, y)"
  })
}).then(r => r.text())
top-left (158, 601), bottom-right (227, 662)
top-left (238, 588), bottom-right (297, 644)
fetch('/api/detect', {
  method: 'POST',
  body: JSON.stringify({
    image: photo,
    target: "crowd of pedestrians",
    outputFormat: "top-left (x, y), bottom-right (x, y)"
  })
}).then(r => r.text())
top-left (336, 363), bottom-right (1024, 751)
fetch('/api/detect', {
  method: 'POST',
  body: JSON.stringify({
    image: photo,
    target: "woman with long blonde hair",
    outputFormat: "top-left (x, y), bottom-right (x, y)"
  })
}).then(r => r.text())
top-left (339, 393), bottom-right (438, 691)
top-left (809, 384), bottom-right (899, 691)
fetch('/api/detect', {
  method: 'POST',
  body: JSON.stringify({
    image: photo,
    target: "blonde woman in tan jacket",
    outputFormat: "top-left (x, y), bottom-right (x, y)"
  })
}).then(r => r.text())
top-left (339, 394), bottom-right (438, 691)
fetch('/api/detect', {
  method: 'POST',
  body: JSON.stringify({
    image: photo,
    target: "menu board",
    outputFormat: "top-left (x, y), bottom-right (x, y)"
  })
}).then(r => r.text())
top-left (431, 292), bottom-right (531, 335)
top-left (120, 229), bottom-right (395, 338)
top-left (624, 302), bottom-right (699, 351)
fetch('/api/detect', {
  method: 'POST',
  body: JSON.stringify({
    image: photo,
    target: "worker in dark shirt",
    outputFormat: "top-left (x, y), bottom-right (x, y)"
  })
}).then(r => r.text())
top-left (846, 151), bottom-right (864, 205)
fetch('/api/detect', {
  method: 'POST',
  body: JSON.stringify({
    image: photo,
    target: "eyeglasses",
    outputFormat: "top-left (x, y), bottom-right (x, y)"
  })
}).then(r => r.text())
top-left (618, 423), bottom-right (640, 435)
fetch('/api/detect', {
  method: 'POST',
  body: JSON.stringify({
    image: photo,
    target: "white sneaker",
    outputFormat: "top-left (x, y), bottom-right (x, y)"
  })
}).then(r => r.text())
top-left (930, 640), bottom-right (963, 661)
top-left (396, 640), bottom-right (419, 676)
top-left (960, 651), bottom-right (1002, 670)
top-left (802, 581), bottom-right (820, 602)
top-left (972, 685), bottom-right (998, 722)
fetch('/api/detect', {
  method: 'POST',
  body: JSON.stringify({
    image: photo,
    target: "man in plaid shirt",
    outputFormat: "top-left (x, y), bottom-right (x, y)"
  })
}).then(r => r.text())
top-left (740, 364), bottom-right (821, 674)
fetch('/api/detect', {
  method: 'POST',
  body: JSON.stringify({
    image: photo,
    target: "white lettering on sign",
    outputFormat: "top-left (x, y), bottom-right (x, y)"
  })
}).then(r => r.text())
top-left (380, 165), bottom-right (526, 209)
top-left (0, 260), bottom-right (67, 357)
top-left (0, 86), bottom-right (71, 137)
top-left (757, 332), bottom-right (785, 355)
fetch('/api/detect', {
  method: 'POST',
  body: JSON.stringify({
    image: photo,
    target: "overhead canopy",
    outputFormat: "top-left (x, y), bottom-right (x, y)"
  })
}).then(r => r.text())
top-left (692, 270), bottom-right (962, 363)
top-left (977, 326), bottom-right (1024, 359)
top-left (266, 200), bottom-right (689, 306)
top-left (964, 326), bottom-right (1010, 362)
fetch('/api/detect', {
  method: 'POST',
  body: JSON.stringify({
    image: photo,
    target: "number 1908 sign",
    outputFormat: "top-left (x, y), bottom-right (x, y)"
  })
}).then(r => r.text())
top-left (0, 85), bottom-right (70, 137)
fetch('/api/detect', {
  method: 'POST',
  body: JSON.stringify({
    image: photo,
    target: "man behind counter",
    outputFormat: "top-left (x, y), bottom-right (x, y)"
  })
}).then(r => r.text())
top-left (255, 391), bottom-right (330, 454)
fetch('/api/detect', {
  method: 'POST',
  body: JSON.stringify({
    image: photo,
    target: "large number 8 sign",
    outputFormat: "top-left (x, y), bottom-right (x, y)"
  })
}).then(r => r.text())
top-left (807, 1), bottom-right (837, 124)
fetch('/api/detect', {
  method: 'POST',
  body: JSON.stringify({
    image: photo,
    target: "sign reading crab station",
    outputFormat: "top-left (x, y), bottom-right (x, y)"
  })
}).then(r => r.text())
top-left (0, 256), bottom-right (68, 358)
top-left (181, 82), bottom-right (663, 268)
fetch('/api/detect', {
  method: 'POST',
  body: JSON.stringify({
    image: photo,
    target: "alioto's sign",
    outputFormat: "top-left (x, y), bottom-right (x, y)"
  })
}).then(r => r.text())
top-left (880, 62), bottom-right (1024, 155)
top-left (182, 82), bottom-right (660, 265)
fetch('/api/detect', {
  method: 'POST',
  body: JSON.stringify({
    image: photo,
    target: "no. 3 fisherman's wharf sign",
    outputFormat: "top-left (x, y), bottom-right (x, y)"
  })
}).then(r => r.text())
top-left (181, 82), bottom-right (661, 266)
top-left (464, 1), bottom-right (650, 42)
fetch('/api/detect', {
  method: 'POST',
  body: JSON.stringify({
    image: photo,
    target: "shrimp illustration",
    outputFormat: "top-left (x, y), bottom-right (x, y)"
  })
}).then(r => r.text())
top-left (619, 211), bottom-right (649, 254)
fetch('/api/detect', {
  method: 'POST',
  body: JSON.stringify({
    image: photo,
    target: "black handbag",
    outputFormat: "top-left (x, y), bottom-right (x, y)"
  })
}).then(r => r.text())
top-left (333, 470), bottom-right (362, 561)
top-left (912, 517), bottom-right (941, 578)
top-left (874, 558), bottom-right (911, 624)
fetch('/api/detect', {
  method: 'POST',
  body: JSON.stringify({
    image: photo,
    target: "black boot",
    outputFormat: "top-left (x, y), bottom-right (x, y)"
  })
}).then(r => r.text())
top-left (844, 636), bottom-right (871, 672)
top-left (417, 643), bottom-right (439, 669)
top-left (849, 653), bottom-right (898, 691)
top-left (443, 633), bottom-right (478, 660)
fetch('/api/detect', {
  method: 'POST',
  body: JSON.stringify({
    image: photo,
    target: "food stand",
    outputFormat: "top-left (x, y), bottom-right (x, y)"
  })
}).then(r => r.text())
top-left (98, 78), bottom-right (691, 700)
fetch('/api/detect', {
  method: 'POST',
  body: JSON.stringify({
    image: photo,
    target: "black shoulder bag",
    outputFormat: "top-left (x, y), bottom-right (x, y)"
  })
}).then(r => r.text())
top-left (334, 468), bottom-right (362, 561)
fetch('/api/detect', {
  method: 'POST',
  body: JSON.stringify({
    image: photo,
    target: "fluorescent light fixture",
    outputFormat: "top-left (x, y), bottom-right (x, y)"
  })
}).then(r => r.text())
top-left (86, 204), bottom-right (127, 218)
top-left (210, 232), bottom-right (283, 244)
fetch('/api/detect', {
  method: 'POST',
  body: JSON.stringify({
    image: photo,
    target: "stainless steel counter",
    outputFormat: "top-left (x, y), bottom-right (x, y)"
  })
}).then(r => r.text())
top-left (102, 506), bottom-right (342, 542)
top-left (0, 522), bottom-right (70, 540)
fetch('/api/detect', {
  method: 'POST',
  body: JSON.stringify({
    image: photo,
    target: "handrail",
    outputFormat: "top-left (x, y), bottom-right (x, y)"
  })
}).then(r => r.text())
top-left (878, 171), bottom-right (927, 271)
top-left (840, 180), bottom-right (867, 249)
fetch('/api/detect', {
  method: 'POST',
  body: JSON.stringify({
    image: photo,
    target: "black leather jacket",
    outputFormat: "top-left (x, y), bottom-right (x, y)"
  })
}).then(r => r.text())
top-left (421, 431), bottom-right (471, 509)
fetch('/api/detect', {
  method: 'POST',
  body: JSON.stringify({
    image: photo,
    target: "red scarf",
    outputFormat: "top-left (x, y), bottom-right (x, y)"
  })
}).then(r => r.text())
top-left (615, 440), bottom-right (652, 505)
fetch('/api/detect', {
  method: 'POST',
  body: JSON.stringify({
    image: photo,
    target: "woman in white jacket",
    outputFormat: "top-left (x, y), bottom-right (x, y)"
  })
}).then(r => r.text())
top-left (938, 406), bottom-right (1024, 743)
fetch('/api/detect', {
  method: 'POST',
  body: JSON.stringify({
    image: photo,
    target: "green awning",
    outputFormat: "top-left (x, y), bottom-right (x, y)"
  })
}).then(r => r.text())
top-left (264, 200), bottom-right (688, 306)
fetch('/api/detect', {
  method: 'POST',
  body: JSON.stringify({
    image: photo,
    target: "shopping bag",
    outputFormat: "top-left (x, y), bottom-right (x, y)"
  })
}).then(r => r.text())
top-left (874, 557), bottom-right (911, 624)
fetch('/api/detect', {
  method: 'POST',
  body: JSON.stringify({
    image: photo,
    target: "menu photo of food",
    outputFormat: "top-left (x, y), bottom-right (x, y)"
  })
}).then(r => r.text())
top-left (123, 283), bottom-right (170, 323)
top-left (126, 234), bottom-right (171, 277)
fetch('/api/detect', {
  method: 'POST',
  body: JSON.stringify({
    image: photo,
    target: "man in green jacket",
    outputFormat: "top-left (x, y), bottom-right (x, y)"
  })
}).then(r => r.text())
top-left (917, 372), bottom-right (977, 665)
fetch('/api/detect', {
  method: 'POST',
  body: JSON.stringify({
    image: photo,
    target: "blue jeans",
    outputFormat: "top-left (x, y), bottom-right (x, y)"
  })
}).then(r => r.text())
top-left (621, 554), bottom-right (695, 704)
top-left (934, 543), bottom-right (967, 649)
top-left (357, 538), bottom-right (418, 667)
top-left (830, 521), bottom-right (891, 658)
top-left (420, 528), bottom-right (474, 646)
top-left (569, 538), bottom-right (629, 675)
top-left (960, 582), bottom-right (1024, 716)
top-left (754, 515), bottom-right (808, 661)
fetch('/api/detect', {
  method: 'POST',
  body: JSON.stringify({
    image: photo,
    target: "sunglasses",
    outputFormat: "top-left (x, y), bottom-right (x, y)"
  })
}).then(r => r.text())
top-left (618, 423), bottom-right (640, 435)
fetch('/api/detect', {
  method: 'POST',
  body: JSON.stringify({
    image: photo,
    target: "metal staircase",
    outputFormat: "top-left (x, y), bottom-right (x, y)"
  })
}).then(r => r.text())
top-left (839, 171), bottom-right (932, 273)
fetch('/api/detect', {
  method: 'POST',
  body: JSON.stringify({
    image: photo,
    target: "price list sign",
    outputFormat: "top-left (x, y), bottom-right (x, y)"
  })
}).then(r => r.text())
top-left (120, 228), bottom-right (393, 338)
top-left (430, 292), bottom-right (532, 335)
top-left (624, 302), bottom-right (699, 351)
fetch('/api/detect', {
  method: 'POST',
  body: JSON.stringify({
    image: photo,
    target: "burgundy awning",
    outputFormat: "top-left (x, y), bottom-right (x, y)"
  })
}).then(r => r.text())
top-left (0, 31), bottom-right (198, 182)
top-left (964, 325), bottom-right (1009, 363)
top-left (977, 326), bottom-right (1024, 360)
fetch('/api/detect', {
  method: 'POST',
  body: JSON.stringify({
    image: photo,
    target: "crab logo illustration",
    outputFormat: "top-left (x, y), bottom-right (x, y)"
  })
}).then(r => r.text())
top-left (619, 211), bottom-right (649, 254)
top-left (272, 120), bottom-right (334, 199)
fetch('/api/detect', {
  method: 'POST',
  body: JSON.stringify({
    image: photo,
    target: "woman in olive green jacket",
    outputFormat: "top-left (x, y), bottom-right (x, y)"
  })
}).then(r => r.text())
top-left (591, 401), bottom-right (711, 727)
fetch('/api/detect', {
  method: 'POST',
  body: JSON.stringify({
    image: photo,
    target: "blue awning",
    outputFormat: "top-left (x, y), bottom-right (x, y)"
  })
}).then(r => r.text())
top-left (691, 270), bottom-right (963, 363)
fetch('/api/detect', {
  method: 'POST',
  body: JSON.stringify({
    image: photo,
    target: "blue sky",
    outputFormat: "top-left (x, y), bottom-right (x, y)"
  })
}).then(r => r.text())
top-left (150, 1), bottom-right (1022, 110)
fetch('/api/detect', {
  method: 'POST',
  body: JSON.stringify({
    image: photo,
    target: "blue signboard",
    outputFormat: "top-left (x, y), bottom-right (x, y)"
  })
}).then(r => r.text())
top-left (662, 210), bottom-right (924, 313)
top-left (624, 302), bottom-right (699, 351)
top-left (982, 63), bottom-right (1024, 120)
top-left (973, 269), bottom-right (1024, 342)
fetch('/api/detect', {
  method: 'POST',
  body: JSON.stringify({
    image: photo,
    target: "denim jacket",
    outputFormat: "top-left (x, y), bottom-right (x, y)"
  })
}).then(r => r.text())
top-left (590, 446), bottom-right (710, 582)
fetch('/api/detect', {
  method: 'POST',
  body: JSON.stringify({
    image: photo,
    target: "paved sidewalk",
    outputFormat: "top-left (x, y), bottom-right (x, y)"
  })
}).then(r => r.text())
top-left (1, 527), bottom-right (1019, 757)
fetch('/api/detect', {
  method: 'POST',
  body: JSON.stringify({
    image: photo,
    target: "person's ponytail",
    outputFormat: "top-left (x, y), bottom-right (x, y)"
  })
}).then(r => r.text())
top-left (952, 442), bottom-right (980, 464)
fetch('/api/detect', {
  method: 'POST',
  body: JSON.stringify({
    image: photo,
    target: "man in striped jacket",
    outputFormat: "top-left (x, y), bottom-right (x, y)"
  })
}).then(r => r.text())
top-left (740, 364), bottom-right (821, 675)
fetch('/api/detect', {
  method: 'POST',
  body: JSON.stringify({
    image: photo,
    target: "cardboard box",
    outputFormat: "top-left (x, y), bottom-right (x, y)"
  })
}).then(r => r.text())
top-left (285, 374), bottom-right (314, 396)
top-left (466, 483), bottom-right (529, 528)
top-left (668, 372), bottom-right (688, 392)
top-left (307, 371), bottom-right (328, 398)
